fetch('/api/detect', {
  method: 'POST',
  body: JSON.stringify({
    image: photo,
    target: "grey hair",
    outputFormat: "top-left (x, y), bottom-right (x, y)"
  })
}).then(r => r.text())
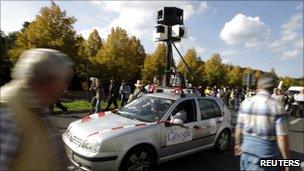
top-left (257, 73), bottom-right (278, 92)
top-left (12, 48), bottom-right (74, 83)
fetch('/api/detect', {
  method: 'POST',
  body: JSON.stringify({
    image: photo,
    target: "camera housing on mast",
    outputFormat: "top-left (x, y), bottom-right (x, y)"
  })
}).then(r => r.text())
top-left (153, 24), bottom-right (168, 42)
top-left (157, 7), bottom-right (183, 26)
top-left (171, 24), bottom-right (188, 41)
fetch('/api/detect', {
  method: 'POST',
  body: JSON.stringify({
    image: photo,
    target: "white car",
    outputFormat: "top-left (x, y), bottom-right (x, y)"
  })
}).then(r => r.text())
top-left (63, 90), bottom-right (232, 171)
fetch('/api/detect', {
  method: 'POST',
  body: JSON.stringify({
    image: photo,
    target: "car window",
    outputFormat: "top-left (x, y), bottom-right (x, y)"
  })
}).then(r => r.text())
top-left (119, 96), bottom-right (175, 122)
top-left (198, 99), bottom-right (221, 119)
top-left (198, 100), bottom-right (208, 120)
top-left (171, 99), bottom-right (197, 123)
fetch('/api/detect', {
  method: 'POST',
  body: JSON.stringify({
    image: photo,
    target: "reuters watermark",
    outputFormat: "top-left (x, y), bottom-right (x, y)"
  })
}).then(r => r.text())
top-left (259, 159), bottom-right (304, 168)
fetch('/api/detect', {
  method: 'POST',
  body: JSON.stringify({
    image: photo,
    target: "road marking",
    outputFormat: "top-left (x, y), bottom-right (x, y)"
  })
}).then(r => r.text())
top-left (289, 118), bottom-right (303, 125)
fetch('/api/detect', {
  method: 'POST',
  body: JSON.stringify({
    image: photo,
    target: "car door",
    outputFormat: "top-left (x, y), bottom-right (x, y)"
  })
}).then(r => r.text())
top-left (159, 99), bottom-right (201, 158)
top-left (197, 99), bottom-right (223, 145)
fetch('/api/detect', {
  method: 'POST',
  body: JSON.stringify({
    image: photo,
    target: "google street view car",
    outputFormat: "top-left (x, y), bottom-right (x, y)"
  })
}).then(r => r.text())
top-left (62, 88), bottom-right (232, 171)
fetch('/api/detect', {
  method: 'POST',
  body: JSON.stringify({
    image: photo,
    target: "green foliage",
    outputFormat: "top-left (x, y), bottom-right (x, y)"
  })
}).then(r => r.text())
top-left (204, 53), bottom-right (226, 86)
top-left (228, 65), bottom-right (242, 88)
top-left (8, 2), bottom-right (79, 65)
top-left (255, 70), bottom-right (262, 81)
top-left (86, 29), bottom-right (103, 58)
top-left (0, 31), bottom-right (13, 84)
top-left (142, 43), bottom-right (166, 83)
top-left (243, 67), bottom-right (254, 75)
top-left (177, 48), bottom-right (204, 85)
top-left (94, 27), bottom-right (146, 83)
top-left (281, 76), bottom-right (298, 89)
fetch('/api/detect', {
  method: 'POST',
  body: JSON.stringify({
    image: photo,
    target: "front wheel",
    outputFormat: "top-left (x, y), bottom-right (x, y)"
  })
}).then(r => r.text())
top-left (120, 146), bottom-right (156, 171)
top-left (213, 129), bottom-right (230, 152)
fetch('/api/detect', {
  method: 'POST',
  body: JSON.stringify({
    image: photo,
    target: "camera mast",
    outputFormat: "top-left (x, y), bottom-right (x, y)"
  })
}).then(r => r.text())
top-left (153, 7), bottom-right (195, 87)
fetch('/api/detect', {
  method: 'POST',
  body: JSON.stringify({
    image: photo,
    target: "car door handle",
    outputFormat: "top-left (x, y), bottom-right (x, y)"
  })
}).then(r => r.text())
top-left (216, 120), bottom-right (222, 124)
top-left (193, 125), bottom-right (202, 129)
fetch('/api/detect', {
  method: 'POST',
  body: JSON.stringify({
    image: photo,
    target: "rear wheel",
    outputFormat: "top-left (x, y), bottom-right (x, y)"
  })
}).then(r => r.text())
top-left (213, 129), bottom-right (230, 152)
top-left (120, 146), bottom-right (156, 171)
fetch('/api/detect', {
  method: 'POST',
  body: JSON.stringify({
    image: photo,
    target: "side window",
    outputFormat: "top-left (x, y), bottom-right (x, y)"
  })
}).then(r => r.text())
top-left (198, 100), bottom-right (208, 120)
top-left (198, 99), bottom-right (221, 119)
top-left (171, 99), bottom-right (197, 123)
top-left (211, 101), bottom-right (221, 117)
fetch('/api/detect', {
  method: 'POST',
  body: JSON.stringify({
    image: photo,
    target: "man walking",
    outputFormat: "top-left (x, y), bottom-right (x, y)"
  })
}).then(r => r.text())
top-left (235, 73), bottom-right (290, 171)
top-left (105, 77), bottom-right (118, 110)
top-left (119, 80), bottom-right (131, 107)
top-left (0, 49), bottom-right (73, 170)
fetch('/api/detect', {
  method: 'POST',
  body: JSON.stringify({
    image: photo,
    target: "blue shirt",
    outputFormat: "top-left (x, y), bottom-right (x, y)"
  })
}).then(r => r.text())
top-left (236, 90), bottom-right (288, 158)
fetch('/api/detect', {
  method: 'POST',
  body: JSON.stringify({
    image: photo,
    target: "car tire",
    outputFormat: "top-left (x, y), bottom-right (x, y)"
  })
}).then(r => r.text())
top-left (213, 129), bottom-right (230, 152)
top-left (119, 145), bottom-right (157, 171)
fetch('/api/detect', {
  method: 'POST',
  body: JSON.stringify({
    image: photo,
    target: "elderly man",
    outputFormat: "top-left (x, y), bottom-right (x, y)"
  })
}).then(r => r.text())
top-left (234, 73), bottom-right (290, 171)
top-left (0, 49), bottom-right (73, 170)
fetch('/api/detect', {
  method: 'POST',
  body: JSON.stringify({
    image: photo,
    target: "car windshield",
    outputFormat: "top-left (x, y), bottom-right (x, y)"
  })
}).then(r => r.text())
top-left (118, 95), bottom-right (175, 122)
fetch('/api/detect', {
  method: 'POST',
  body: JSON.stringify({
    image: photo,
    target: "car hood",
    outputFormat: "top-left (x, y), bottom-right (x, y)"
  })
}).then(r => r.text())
top-left (68, 111), bottom-right (151, 140)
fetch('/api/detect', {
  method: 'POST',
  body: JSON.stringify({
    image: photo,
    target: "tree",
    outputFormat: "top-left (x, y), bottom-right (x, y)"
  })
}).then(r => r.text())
top-left (228, 65), bottom-right (242, 88)
top-left (0, 31), bottom-right (12, 85)
top-left (281, 76), bottom-right (297, 90)
top-left (9, 2), bottom-right (79, 65)
top-left (86, 29), bottom-right (103, 58)
top-left (94, 27), bottom-right (146, 83)
top-left (177, 48), bottom-right (204, 85)
top-left (128, 36), bottom-right (146, 79)
top-left (142, 43), bottom-right (166, 83)
top-left (243, 67), bottom-right (254, 75)
top-left (204, 53), bottom-right (226, 86)
top-left (255, 70), bottom-right (262, 81)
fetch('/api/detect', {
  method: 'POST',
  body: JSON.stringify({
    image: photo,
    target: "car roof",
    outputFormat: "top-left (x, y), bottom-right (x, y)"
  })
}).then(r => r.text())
top-left (288, 86), bottom-right (304, 91)
top-left (145, 91), bottom-right (222, 102)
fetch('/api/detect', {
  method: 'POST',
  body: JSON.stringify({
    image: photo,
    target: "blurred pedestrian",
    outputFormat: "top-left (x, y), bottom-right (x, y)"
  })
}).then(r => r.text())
top-left (90, 78), bottom-right (105, 113)
top-left (119, 80), bottom-right (131, 107)
top-left (81, 79), bottom-right (89, 100)
top-left (205, 86), bottom-right (212, 96)
top-left (88, 77), bottom-right (97, 101)
top-left (128, 80), bottom-right (147, 103)
top-left (0, 48), bottom-right (73, 170)
top-left (49, 101), bottom-right (68, 114)
top-left (153, 75), bottom-right (160, 87)
top-left (105, 77), bottom-right (118, 110)
top-left (235, 73), bottom-right (289, 171)
top-left (145, 80), bottom-right (154, 93)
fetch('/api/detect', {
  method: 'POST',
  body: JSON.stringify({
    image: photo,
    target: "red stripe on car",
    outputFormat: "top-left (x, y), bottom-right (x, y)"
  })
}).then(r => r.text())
top-left (87, 132), bottom-right (99, 137)
top-left (81, 116), bottom-right (91, 123)
top-left (98, 112), bottom-right (105, 117)
top-left (111, 126), bottom-right (123, 130)
top-left (135, 123), bottom-right (147, 127)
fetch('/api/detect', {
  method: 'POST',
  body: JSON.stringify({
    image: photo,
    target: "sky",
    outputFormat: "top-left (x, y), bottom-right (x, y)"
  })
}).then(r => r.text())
top-left (1, 0), bottom-right (303, 78)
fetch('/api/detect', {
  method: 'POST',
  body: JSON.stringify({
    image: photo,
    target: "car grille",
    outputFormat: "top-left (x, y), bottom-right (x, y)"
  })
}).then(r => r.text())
top-left (66, 131), bottom-right (83, 146)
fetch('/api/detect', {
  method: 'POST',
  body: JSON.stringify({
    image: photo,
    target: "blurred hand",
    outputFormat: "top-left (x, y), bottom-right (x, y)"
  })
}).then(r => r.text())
top-left (234, 144), bottom-right (242, 156)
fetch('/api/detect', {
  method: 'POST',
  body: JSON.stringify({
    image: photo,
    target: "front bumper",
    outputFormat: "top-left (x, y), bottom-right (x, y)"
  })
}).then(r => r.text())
top-left (65, 145), bottom-right (119, 171)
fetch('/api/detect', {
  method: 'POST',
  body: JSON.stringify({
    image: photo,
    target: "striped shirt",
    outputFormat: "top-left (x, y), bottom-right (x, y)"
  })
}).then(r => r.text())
top-left (236, 90), bottom-right (288, 158)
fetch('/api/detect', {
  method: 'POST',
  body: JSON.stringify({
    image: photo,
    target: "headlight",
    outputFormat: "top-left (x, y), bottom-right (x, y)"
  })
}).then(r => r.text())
top-left (81, 140), bottom-right (101, 153)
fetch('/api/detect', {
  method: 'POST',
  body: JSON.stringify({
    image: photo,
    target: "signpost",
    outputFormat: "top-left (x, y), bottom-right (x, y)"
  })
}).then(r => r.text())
top-left (243, 73), bottom-right (256, 88)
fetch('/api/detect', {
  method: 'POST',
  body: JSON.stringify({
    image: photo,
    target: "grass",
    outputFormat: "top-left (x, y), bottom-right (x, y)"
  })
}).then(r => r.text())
top-left (54, 99), bottom-right (122, 111)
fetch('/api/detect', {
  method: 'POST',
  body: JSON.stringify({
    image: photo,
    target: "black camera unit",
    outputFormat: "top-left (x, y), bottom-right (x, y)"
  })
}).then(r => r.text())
top-left (157, 7), bottom-right (183, 26)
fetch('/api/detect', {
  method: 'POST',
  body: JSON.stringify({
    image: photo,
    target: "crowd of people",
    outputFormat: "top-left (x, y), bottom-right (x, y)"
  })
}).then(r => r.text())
top-left (87, 76), bottom-right (160, 113)
top-left (87, 73), bottom-right (304, 116)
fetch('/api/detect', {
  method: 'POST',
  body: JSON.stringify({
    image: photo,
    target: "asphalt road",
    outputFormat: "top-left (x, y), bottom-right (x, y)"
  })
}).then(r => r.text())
top-left (49, 110), bottom-right (304, 171)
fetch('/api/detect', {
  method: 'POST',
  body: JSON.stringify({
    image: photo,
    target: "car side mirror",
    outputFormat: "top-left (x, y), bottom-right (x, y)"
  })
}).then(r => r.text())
top-left (165, 118), bottom-right (184, 126)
